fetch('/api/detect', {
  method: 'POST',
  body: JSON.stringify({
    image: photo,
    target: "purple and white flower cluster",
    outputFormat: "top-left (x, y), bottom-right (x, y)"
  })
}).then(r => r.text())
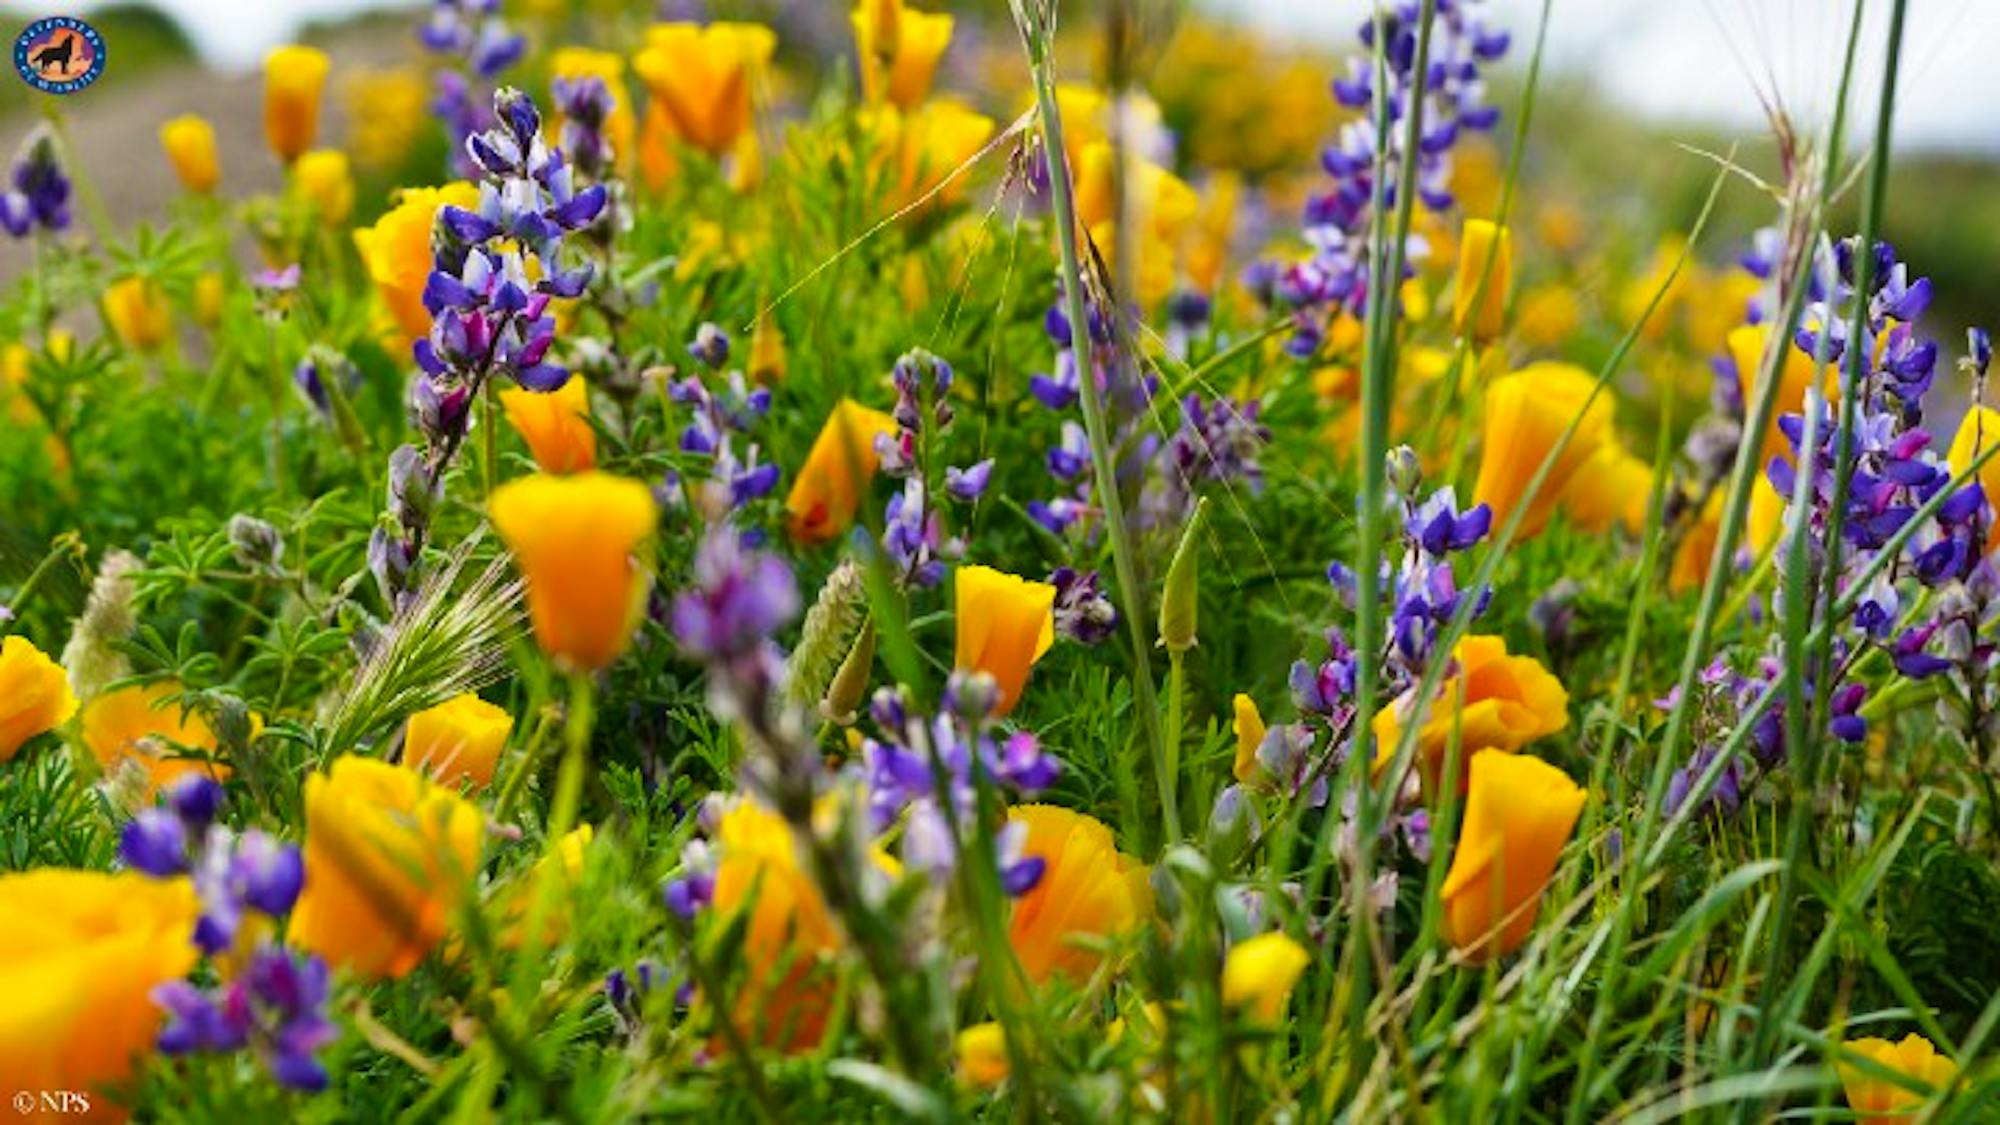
top-left (1273, 0), bottom-right (1508, 357)
top-left (668, 323), bottom-right (781, 522)
top-left (0, 127), bottom-right (70, 238)
top-left (873, 349), bottom-right (989, 588)
top-left (419, 0), bottom-right (525, 178)
top-left (857, 672), bottom-right (1058, 890)
top-left (120, 775), bottom-right (334, 1091)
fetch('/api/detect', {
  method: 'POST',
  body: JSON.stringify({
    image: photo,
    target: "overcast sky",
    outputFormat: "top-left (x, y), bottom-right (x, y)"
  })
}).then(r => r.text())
top-left (7, 0), bottom-right (1995, 154)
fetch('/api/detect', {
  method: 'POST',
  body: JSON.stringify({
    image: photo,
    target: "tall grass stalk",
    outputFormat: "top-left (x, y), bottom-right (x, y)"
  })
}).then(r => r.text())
top-left (1005, 0), bottom-right (1177, 846)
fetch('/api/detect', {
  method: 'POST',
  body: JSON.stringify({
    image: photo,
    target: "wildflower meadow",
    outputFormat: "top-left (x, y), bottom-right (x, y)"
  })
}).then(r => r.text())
top-left (3, 0), bottom-right (1999, 1120)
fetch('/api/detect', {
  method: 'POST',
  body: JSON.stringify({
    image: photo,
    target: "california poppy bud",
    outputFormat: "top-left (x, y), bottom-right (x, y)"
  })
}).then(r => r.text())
top-left (263, 44), bottom-right (331, 165)
top-left (1452, 218), bottom-right (1511, 344)
top-left (1159, 496), bottom-right (1208, 655)
top-left (159, 114), bottom-right (220, 193)
top-left (1221, 931), bottom-right (1310, 1023)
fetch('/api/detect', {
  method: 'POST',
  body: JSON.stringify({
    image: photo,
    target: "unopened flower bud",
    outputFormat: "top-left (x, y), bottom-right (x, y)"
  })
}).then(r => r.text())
top-left (1209, 784), bottom-right (1260, 864)
top-left (1159, 497), bottom-right (1209, 655)
top-left (819, 619), bottom-right (876, 726)
top-left (386, 444), bottom-right (434, 533)
top-left (1386, 444), bottom-right (1422, 498)
top-left (227, 514), bottom-right (285, 574)
top-left (688, 322), bottom-right (730, 369)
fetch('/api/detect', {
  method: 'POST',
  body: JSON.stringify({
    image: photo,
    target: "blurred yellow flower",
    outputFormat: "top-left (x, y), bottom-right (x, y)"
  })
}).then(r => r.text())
top-left (0, 870), bottom-right (199, 1109)
top-left (1948, 405), bottom-right (2000, 553)
top-left (496, 824), bottom-right (594, 949)
top-left (491, 471), bottom-right (657, 672)
top-left (1222, 932), bottom-right (1309, 1023)
top-left (0, 635), bottom-right (76, 762)
top-left (853, 0), bottom-right (953, 111)
top-left (288, 756), bottom-right (483, 980)
top-left (1620, 234), bottom-right (1691, 341)
top-left (859, 98), bottom-right (994, 212)
top-left (354, 182), bottom-right (480, 347)
top-left (103, 275), bottom-right (171, 353)
top-left (954, 565), bottom-right (1056, 719)
top-left (1561, 443), bottom-right (1652, 536)
top-left (636, 105), bottom-right (680, 192)
top-left (709, 799), bottom-right (842, 1052)
top-left (1471, 361), bottom-right (1620, 540)
top-left (341, 67), bottom-right (429, 171)
top-left (501, 377), bottom-right (597, 475)
top-left (1231, 692), bottom-right (1265, 783)
top-left (1006, 804), bottom-right (1150, 985)
top-left (550, 48), bottom-right (637, 174)
top-left (1185, 172), bottom-right (1240, 295)
top-left (748, 315), bottom-right (787, 382)
top-left (1837, 1033), bottom-right (1956, 1125)
top-left (1439, 750), bottom-right (1585, 962)
top-left (80, 680), bottom-right (230, 795)
top-left (632, 22), bottom-right (775, 157)
top-left (1685, 267), bottom-right (1763, 356)
top-left (193, 270), bottom-right (226, 330)
top-left (292, 148), bottom-right (354, 224)
top-left (955, 1021), bottom-right (1009, 1087)
top-left (1453, 218), bottom-right (1512, 345)
top-left (158, 113), bottom-right (219, 193)
top-left (785, 398), bottom-right (898, 545)
top-left (1372, 634), bottom-right (1568, 795)
top-left (1515, 282), bottom-right (1580, 349)
top-left (1072, 141), bottom-right (1198, 306)
top-left (264, 44), bottom-right (331, 165)
top-left (1728, 323), bottom-right (1828, 471)
top-left (404, 692), bottom-right (513, 789)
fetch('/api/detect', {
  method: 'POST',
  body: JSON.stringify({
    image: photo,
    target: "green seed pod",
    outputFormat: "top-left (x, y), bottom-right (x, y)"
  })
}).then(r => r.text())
top-left (819, 618), bottom-right (876, 726)
top-left (1158, 497), bottom-right (1208, 655)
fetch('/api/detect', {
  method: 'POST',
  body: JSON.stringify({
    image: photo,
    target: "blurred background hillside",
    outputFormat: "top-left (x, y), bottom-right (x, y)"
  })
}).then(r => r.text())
top-left (0, 0), bottom-right (1994, 334)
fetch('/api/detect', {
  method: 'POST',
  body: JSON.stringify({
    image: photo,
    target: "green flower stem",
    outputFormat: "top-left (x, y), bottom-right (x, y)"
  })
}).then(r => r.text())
top-left (0, 531), bottom-right (83, 635)
top-left (1010, 3), bottom-right (1177, 846)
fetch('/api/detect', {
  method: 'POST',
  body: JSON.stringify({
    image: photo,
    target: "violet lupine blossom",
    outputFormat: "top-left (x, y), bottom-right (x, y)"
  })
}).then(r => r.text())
top-left (1269, 0), bottom-right (1507, 356)
top-left (420, 0), bottom-right (525, 178)
top-left (417, 88), bottom-right (606, 415)
top-left (1143, 393), bottom-right (1272, 525)
top-left (858, 672), bottom-right (1057, 890)
top-left (671, 528), bottom-right (801, 728)
top-left (670, 325), bottom-right (780, 517)
top-left (155, 946), bottom-right (337, 1092)
top-left (1251, 461), bottom-right (1491, 810)
top-left (0, 128), bottom-right (70, 237)
top-left (872, 349), bottom-right (985, 588)
top-left (551, 73), bottom-right (618, 181)
top-left (121, 775), bottom-right (307, 954)
top-left (1050, 565), bottom-right (1117, 645)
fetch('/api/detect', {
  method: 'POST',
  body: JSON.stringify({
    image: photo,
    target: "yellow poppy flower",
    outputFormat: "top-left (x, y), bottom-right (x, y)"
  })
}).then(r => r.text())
top-left (0, 870), bottom-right (199, 1109)
top-left (1438, 750), bottom-right (1585, 962)
top-left (292, 148), bottom-right (354, 224)
top-left (853, 0), bottom-right (953, 112)
top-left (1515, 282), bottom-right (1580, 349)
top-left (158, 113), bottom-right (219, 193)
top-left (1372, 634), bottom-right (1568, 796)
top-left (352, 182), bottom-right (480, 348)
top-left (1471, 361), bottom-right (1619, 540)
top-left (496, 824), bottom-right (594, 949)
top-left (491, 471), bottom-right (657, 672)
top-left (784, 398), bottom-right (898, 545)
top-left (1005, 804), bottom-right (1150, 984)
top-left (1559, 443), bottom-right (1651, 536)
top-left (0, 635), bottom-right (77, 762)
top-left (955, 1021), bottom-right (1009, 1087)
top-left (1231, 693), bottom-right (1265, 783)
top-left (1072, 141), bottom-right (1198, 307)
top-left (1221, 931), bottom-right (1310, 1023)
top-left (500, 377), bottom-right (597, 475)
top-left (953, 565), bottom-right (1056, 718)
top-left (1452, 218), bottom-right (1512, 344)
top-left (263, 44), bottom-right (331, 164)
top-left (193, 271), bottom-right (226, 330)
top-left (80, 680), bottom-right (231, 796)
top-left (708, 799), bottom-right (844, 1052)
top-left (859, 98), bottom-right (995, 213)
top-left (632, 22), bottom-right (776, 157)
top-left (404, 692), bottom-right (513, 789)
top-left (1948, 405), bottom-right (2000, 553)
top-left (341, 67), bottom-right (429, 171)
top-left (103, 275), bottom-right (172, 353)
top-left (286, 756), bottom-right (483, 980)
top-left (1837, 1033), bottom-right (1956, 1125)
top-left (1728, 323), bottom-right (1828, 471)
